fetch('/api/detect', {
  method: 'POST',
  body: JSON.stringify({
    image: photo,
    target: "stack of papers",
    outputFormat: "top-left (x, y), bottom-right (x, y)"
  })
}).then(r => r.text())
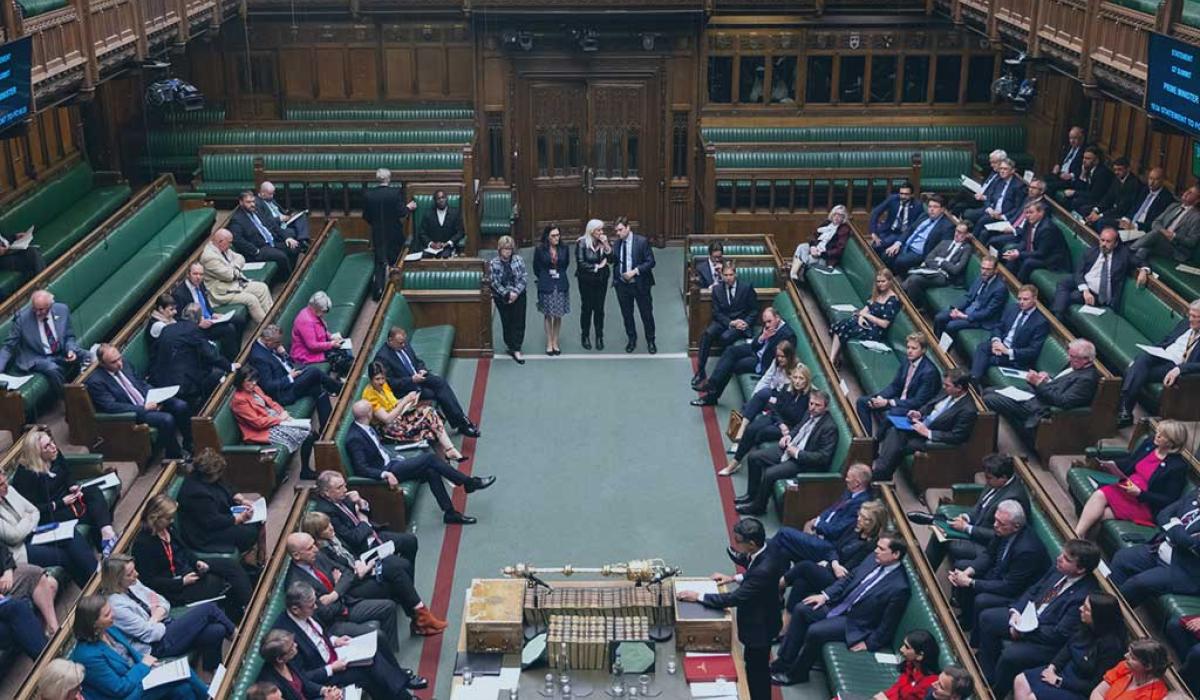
top-left (243, 262), bottom-right (266, 271)
top-left (0, 374), bottom-right (32, 390)
top-left (830, 304), bottom-right (858, 313)
top-left (1136, 343), bottom-right (1181, 363)
top-left (808, 266), bottom-right (841, 276)
top-left (284, 209), bottom-right (309, 227)
top-left (343, 687), bottom-right (363, 700)
top-left (984, 221), bottom-right (1011, 232)
top-left (8, 235), bottom-right (31, 251)
top-left (995, 386), bottom-right (1035, 402)
top-left (210, 312), bottom-right (235, 325)
top-left (340, 631), bottom-right (378, 666)
top-left (404, 252), bottom-right (425, 262)
top-left (246, 498), bottom-right (267, 524)
top-left (1118, 229), bottom-right (1146, 243)
top-left (939, 333), bottom-right (954, 351)
top-left (143, 658), bottom-right (191, 690)
top-left (690, 681), bottom-right (738, 700)
top-left (960, 175), bottom-right (983, 194)
top-left (282, 418), bottom-right (312, 429)
top-left (358, 540), bottom-right (395, 564)
top-left (676, 580), bottom-right (719, 597)
top-left (340, 337), bottom-right (353, 350)
top-left (874, 653), bottom-right (900, 664)
top-left (77, 472), bottom-right (121, 491)
top-left (996, 366), bottom-right (1028, 379)
top-left (31, 520), bottom-right (78, 545)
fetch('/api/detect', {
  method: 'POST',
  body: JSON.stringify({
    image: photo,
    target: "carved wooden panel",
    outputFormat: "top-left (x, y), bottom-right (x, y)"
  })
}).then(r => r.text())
top-left (88, 0), bottom-right (138, 68)
top-left (347, 48), bottom-right (378, 100)
top-left (1037, 0), bottom-right (1086, 58)
top-left (1090, 2), bottom-right (1153, 83)
top-left (315, 48), bottom-right (347, 99)
top-left (447, 46), bottom-right (473, 97)
top-left (384, 48), bottom-right (416, 98)
top-left (280, 48), bottom-right (314, 99)
top-left (416, 46), bottom-right (445, 95)
top-left (24, 6), bottom-right (88, 98)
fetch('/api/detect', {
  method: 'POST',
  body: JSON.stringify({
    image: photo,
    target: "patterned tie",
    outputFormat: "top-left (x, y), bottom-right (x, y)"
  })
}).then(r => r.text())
top-left (306, 619), bottom-right (337, 663)
top-left (115, 371), bottom-right (145, 405)
top-left (1039, 576), bottom-right (1067, 605)
top-left (41, 317), bottom-right (58, 355)
top-left (1099, 253), bottom-right (1111, 305)
top-left (827, 566), bottom-right (885, 618)
top-left (1185, 331), bottom-right (1198, 362)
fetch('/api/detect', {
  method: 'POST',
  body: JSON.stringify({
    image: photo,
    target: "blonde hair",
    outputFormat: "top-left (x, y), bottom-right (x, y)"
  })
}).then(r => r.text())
top-left (789, 363), bottom-right (813, 393)
top-left (18, 428), bottom-right (54, 475)
top-left (582, 219), bottom-right (606, 249)
top-left (872, 269), bottom-right (895, 302)
top-left (1157, 419), bottom-right (1189, 453)
top-left (301, 512), bottom-right (332, 541)
top-left (35, 658), bottom-right (85, 700)
top-left (99, 554), bottom-right (134, 595)
top-left (143, 495), bottom-right (178, 534)
top-left (857, 501), bottom-right (889, 539)
top-left (497, 235), bottom-right (516, 252)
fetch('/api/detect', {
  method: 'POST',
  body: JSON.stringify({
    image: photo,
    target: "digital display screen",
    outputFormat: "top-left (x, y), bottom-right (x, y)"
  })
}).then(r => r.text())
top-left (1193, 140), bottom-right (1199, 178)
top-left (1146, 32), bottom-right (1200, 137)
top-left (0, 36), bottom-right (32, 134)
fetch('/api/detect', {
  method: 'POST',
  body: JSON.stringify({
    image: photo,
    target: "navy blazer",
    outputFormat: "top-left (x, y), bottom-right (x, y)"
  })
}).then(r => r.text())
top-left (1017, 218), bottom-right (1070, 272)
top-left (954, 276), bottom-right (1007, 325)
top-left (712, 281), bottom-right (758, 328)
top-left (821, 558), bottom-right (911, 650)
top-left (918, 393), bottom-right (978, 445)
top-left (612, 233), bottom-right (656, 290)
top-left (1151, 490), bottom-right (1200, 589)
top-left (247, 341), bottom-right (301, 402)
top-left (172, 280), bottom-right (219, 320)
top-left (765, 386), bottom-right (808, 427)
top-left (874, 355), bottom-right (940, 414)
top-left (1095, 175), bottom-right (1145, 220)
top-left (372, 343), bottom-right (428, 395)
top-left (85, 361), bottom-right (155, 418)
top-left (901, 213), bottom-right (954, 256)
top-left (869, 194), bottom-right (924, 238)
top-left (533, 243), bottom-right (571, 292)
top-left (1152, 320), bottom-right (1200, 376)
top-left (988, 304), bottom-right (1050, 369)
top-left (751, 322), bottom-right (797, 375)
top-left (694, 256), bottom-right (722, 288)
top-left (812, 489), bottom-right (872, 542)
top-left (1057, 144), bottom-right (1085, 181)
top-left (967, 525), bottom-right (1049, 599)
top-left (1115, 438), bottom-right (1189, 515)
top-left (229, 206), bottom-right (292, 259)
top-left (1072, 244), bottom-right (1132, 308)
top-left (986, 176), bottom-right (1028, 222)
top-left (259, 661), bottom-right (327, 700)
top-left (1125, 188), bottom-right (1176, 232)
top-left (1010, 569), bottom-right (1097, 649)
top-left (149, 320), bottom-right (226, 395)
top-left (701, 545), bottom-right (788, 647)
top-left (311, 494), bottom-right (382, 555)
top-left (272, 613), bottom-right (344, 684)
top-left (966, 478), bottom-right (1030, 545)
top-left (1075, 165), bottom-right (1113, 209)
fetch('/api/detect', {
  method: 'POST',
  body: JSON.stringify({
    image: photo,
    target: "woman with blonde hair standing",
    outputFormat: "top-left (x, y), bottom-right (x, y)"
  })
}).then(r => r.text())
top-left (488, 235), bottom-right (528, 363)
top-left (575, 218), bottom-right (612, 350)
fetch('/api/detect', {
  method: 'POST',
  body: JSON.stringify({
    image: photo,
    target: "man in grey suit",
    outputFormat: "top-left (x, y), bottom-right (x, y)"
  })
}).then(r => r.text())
top-left (926, 453), bottom-right (1029, 569)
top-left (902, 222), bottom-right (973, 302)
top-left (982, 338), bottom-right (1099, 446)
top-left (1132, 184), bottom-right (1200, 278)
top-left (736, 390), bottom-right (839, 515)
top-left (0, 290), bottom-right (89, 395)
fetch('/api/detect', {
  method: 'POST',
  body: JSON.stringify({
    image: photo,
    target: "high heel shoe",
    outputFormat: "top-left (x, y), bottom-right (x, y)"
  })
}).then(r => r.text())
top-left (717, 461), bottom-right (742, 476)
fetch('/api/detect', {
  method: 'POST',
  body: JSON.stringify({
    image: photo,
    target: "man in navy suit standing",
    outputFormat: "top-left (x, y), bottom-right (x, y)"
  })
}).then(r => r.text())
top-left (933, 256), bottom-right (1006, 337)
top-left (770, 536), bottom-right (911, 685)
top-left (373, 326), bottom-right (480, 438)
top-left (1116, 299), bottom-right (1200, 426)
top-left (86, 344), bottom-right (193, 460)
top-left (612, 216), bottom-right (657, 353)
top-left (969, 284), bottom-right (1049, 382)
top-left (677, 518), bottom-right (787, 700)
top-left (693, 263), bottom-right (758, 388)
top-left (856, 334), bottom-right (940, 436)
top-left (867, 182), bottom-right (921, 255)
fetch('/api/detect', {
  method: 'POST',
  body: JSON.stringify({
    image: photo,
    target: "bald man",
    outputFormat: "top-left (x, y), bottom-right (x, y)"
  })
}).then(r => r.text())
top-left (199, 229), bottom-right (274, 322)
top-left (0, 290), bottom-right (89, 394)
top-left (173, 262), bottom-right (242, 361)
top-left (257, 181), bottom-right (310, 249)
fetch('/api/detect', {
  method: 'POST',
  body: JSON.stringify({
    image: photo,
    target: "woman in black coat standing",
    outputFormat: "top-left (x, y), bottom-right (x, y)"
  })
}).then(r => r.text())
top-left (575, 218), bottom-right (612, 350)
top-left (533, 224), bottom-right (571, 356)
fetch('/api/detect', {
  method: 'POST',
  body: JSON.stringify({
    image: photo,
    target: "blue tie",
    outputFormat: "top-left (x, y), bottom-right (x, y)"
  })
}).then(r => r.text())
top-left (827, 566), bottom-right (885, 618)
top-left (250, 212), bottom-right (275, 246)
top-left (906, 218), bottom-right (936, 254)
top-left (193, 286), bottom-right (211, 319)
top-left (397, 349), bottom-right (416, 375)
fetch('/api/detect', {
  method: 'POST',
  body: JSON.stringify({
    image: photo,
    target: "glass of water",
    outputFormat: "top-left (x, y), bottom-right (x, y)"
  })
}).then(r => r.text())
top-left (463, 667), bottom-right (474, 686)
top-left (665, 655), bottom-right (677, 675)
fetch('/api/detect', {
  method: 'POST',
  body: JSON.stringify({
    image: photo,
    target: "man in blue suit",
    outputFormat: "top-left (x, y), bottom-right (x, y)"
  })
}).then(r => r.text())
top-left (975, 540), bottom-right (1102, 695)
top-left (882, 195), bottom-right (954, 275)
top-left (0, 290), bottom-right (89, 395)
top-left (768, 463), bottom-right (873, 563)
top-left (693, 263), bottom-right (759, 388)
top-left (1001, 202), bottom-right (1070, 283)
top-left (86, 344), bottom-right (192, 460)
top-left (1117, 299), bottom-right (1200, 426)
top-left (933, 256), bottom-right (1006, 337)
top-left (345, 400), bottom-right (493, 525)
top-left (1109, 488), bottom-right (1200, 606)
top-left (771, 536), bottom-right (911, 685)
top-left (868, 182), bottom-right (922, 254)
top-left (947, 500), bottom-right (1049, 630)
top-left (1051, 227), bottom-right (1131, 318)
top-left (856, 334), bottom-right (940, 436)
top-left (372, 326), bottom-right (480, 438)
top-left (248, 324), bottom-right (341, 429)
top-left (612, 216), bottom-right (657, 353)
top-left (969, 285), bottom-right (1049, 381)
top-left (691, 306), bottom-right (795, 406)
top-left (967, 158), bottom-right (1026, 227)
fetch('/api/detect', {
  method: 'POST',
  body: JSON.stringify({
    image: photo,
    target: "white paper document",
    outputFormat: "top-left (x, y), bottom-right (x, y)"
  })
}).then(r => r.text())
top-left (8, 234), bottom-right (31, 250)
top-left (1023, 170), bottom-right (1034, 184)
top-left (874, 653), bottom-right (900, 665)
top-left (984, 221), bottom-right (1011, 232)
top-left (210, 312), bottom-right (234, 324)
top-left (452, 677), bottom-right (502, 700)
top-left (143, 658), bottom-right (191, 690)
top-left (997, 366), bottom-right (1028, 379)
top-left (77, 472), bottom-right (120, 491)
top-left (340, 337), bottom-right (353, 350)
top-left (247, 497), bottom-right (267, 524)
top-left (243, 262), bottom-right (266, 271)
top-left (1177, 264), bottom-right (1200, 276)
top-left (404, 252), bottom-right (424, 262)
top-left (1012, 601), bottom-right (1039, 633)
top-left (31, 519), bottom-right (78, 545)
top-left (343, 686), bottom-right (363, 700)
top-left (1136, 343), bottom-right (1182, 363)
top-left (0, 374), bottom-right (32, 390)
top-left (939, 332), bottom-right (954, 351)
top-left (1097, 560), bottom-right (1112, 578)
top-left (207, 664), bottom-right (227, 698)
top-left (498, 668), bottom-right (521, 690)
top-left (394, 439), bottom-right (430, 452)
top-left (340, 631), bottom-right (378, 665)
top-left (184, 594), bottom-right (227, 608)
top-left (675, 580), bottom-right (720, 597)
top-left (987, 246), bottom-right (999, 258)
top-left (996, 386), bottom-right (1035, 402)
top-left (284, 209), bottom-right (309, 227)
top-left (690, 681), bottom-right (738, 699)
top-left (853, 340), bottom-right (892, 354)
top-left (282, 418), bottom-right (311, 429)
top-left (830, 304), bottom-right (858, 313)
top-left (1077, 305), bottom-right (1107, 316)
top-left (960, 175), bottom-right (983, 194)
top-left (146, 385), bottom-right (180, 404)
top-left (808, 266), bottom-right (841, 275)
top-left (358, 539), bottom-right (395, 564)
top-left (1118, 229), bottom-right (1146, 243)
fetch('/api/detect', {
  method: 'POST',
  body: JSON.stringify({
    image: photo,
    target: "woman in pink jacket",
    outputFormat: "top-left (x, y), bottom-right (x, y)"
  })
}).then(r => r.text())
top-left (290, 291), bottom-right (348, 376)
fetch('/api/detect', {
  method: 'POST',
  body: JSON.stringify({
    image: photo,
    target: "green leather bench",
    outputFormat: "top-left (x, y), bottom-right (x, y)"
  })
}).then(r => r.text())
top-left (0, 188), bottom-right (214, 421)
top-left (159, 105), bottom-right (226, 125)
top-left (198, 151), bottom-right (465, 198)
top-left (687, 243), bottom-right (769, 258)
top-left (402, 268), bottom-right (483, 291)
top-left (1142, 237), bottom-right (1200, 299)
top-left (480, 190), bottom-right (514, 237)
top-left (15, 0), bottom-right (66, 16)
top-left (823, 559), bottom-right (957, 699)
top-left (282, 105), bottom-right (474, 121)
top-left (0, 162), bottom-right (132, 298)
top-left (1028, 219), bottom-right (1089, 302)
top-left (411, 193), bottom-right (463, 238)
top-left (940, 483), bottom-right (1065, 555)
top-left (712, 147), bottom-right (974, 193)
top-left (1069, 439), bottom-right (1162, 553)
top-left (228, 549), bottom-right (292, 696)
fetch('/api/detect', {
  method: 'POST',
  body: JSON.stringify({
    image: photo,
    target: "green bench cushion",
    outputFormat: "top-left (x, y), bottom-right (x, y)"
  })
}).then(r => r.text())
top-left (282, 105), bottom-right (474, 121)
top-left (402, 268), bottom-right (482, 291)
top-left (480, 190), bottom-right (513, 236)
top-left (687, 243), bottom-right (769, 258)
top-left (15, 0), bottom-right (66, 16)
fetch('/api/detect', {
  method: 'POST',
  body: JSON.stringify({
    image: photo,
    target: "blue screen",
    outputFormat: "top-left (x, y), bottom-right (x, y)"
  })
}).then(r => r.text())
top-left (0, 35), bottom-right (31, 134)
top-left (1146, 32), bottom-right (1200, 137)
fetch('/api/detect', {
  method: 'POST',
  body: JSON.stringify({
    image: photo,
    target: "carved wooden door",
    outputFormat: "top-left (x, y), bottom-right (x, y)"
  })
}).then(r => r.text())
top-left (527, 80), bottom-right (589, 240)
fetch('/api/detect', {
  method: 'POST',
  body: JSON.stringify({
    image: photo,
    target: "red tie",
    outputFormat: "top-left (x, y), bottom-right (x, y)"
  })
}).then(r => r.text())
top-left (1026, 224), bottom-right (1036, 252)
top-left (41, 317), bottom-right (59, 355)
top-left (307, 618), bottom-right (338, 664)
top-left (311, 565), bottom-right (334, 592)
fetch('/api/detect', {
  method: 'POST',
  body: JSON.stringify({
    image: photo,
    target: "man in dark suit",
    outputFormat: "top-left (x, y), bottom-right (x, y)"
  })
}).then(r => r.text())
top-left (677, 518), bottom-right (787, 700)
top-left (1064, 147), bottom-right (1113, 215)
top-left (416, 190), bottom-right (465, 257)
top-left (976, 540), bottom-right (1102, 695)
top-left (927, 453), bottom-right (1029, 568)
top-left (0, 227), bottom-right (45, 286)
top-left (1044, 126), bottom-right (1086, 196)
top-left (372, 326), bottom-right (480, 437)
top-left (768, 463), bottom-right (874, 562)
top-left (284, 532), bottom-right (398, 648)
top-left (312, 470), bottom-right (419, 571)
top-left (1085, 157), bottom-right (1143, 230)
top-left (977, 178), bottom-right (1048, 249)
top-left (693, 263), bottom-right (759, 388)
top-left (346, 400), bottom-right (493, 525)
top-left (961, 151), bottom-right (1009, 223)
top-left (173, 262), bottom-right (242, 361)
top-left (737, 391), bottom-right (839, 515)
top-left (947, 499), bottom-right (1049, 629)
top-left (86, 344), bottom-right (192, 460)
top-left (856, 334), bottom-right (941, 437)
top-left (257, 181), bottom-right (310, 248)
top-left (0, 290), bottom-right (88, 395)
top-left (1117, 299), bottom-right (1200, 426)
top-left (932, 256), bottom-right (1006, 337)
top-left (984, 338), bottom-right (1100, 445)
top-left (1001, 202), bottom-right (1070, 283)
top-left (248, 324), bottom-right (341, 428)
top-left (228, 191), bottom-right (299, 277)
top-left (1052, 227), bottom-right (1131, 317)
top-left (694, 242), bottom-right (724, 289)
top-left (691, 307), bottom-right (796, 406)
top-left (149, 303), bottom-right (232, 410)
top-left (969, 285), bottom-right (1049, 381)
top-left (868, 182), bottom-right (922, 254)
top-left (612, 216), bottom-right (657, 353)
top-left (883, 195), bottom-right (954, 275)
top-left (364, 169), bottom-right (416, 300)
top-left (1119, 167), bottom-right (1175, 234)
top-left (274, 581), bottom-right (422, 699)
top-left (872, 369), bottom-right (978, 481)
top-left (902, 223), bottom-right (973, 302)
top-left (1109, 488), bottom-right (1200, 606)
top-left (1130, 184), bottom-right (1200, 272)
top-left (969, 159), bottom-right (1027, 230)
top-left (771, 535), bottom-right (911, 685)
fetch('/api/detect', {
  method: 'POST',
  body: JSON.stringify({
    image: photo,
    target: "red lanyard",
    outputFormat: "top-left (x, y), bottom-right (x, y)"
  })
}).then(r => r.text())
top-left (160, 534), bottom-right (176, 576)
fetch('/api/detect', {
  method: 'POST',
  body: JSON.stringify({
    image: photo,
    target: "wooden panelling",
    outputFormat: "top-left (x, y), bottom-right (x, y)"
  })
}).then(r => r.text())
top-left (384, 48), bottom-right (416, 98)
top-left (1092, 98), bottom-right (1197, 190)
top-left (0, 108), bottom-right (79, 206)
top-left (347, 47), bottom-right (379, 100)
top-left (280, 48), bottom-right (314, 99)
top-left (446, 46), bottom-right (473, 97)
top-left (315, 49), bottom-right (348, 99)
top-left (416, 46), bottom-right (446, 95)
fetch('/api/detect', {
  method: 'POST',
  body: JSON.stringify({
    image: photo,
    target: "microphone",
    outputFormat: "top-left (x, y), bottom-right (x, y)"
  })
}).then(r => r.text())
top-left (526, 572), bottom-right (553, 590)
top-left (648, 566), bottom-right (680, 585)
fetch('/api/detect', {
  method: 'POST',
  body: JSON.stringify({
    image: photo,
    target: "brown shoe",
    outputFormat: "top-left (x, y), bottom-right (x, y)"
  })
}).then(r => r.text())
top-left (411, 607), bottom-right (448, 635)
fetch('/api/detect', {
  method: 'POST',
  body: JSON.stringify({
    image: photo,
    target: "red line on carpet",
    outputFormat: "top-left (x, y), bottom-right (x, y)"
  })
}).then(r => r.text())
top-left (415, 357), bottom-right (491, 696)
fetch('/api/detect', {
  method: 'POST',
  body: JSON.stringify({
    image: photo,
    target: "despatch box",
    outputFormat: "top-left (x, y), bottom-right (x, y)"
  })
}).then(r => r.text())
top-left (672, 577), bottom-right (733, 652)
top-left (464, 578), bottom-right (525, 653)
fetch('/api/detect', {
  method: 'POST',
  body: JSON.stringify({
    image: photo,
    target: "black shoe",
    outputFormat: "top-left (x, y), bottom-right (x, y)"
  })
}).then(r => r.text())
top-left (582, 334), bottom-right (592, 350)
top-left (733, 494), bottom-right (753, 505)
top-left (406, 675), bottom-right (430, 690)
top-left (770, 673), bottom-right (797, 687)
top-left (647, 341), bottom-right (657, 354)
top-left (735, 503), bottom-right (765, 516)
top-left (371, 289), bottom-right (383, 301)
top-left (1117, 410), bottom-right (1134, 428)
top-left (443, 511), bottom-right (478, 525)
top-left (625, 341), bottom-right (636, 353)
top-left (299, 468), bottom-right (318, 480)
top-left (465, 475), bottom-right (496, 493)
top-left (725, 546), bottom-right (750, 567)
top-left (691, 374), bottom-right (705, 389)
top-left (596, 335), bottom-right (604, 350)
top-left (690, 396), bottom-right (716, 407)
top-left (509, 350), bottom-right (526, 365)
top-left (459, 424), bottom-right (482, 439)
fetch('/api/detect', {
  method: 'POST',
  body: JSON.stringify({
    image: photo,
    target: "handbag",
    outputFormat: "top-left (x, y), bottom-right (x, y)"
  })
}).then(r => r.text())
top-left (725, 410), bottom-right (744, 440)
top-left (325, 348), bottom-right (354, 376)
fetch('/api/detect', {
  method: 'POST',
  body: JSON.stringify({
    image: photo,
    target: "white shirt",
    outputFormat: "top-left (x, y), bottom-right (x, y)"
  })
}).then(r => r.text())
top-left (1081, 250), bottom-right (1111, 294)
top-left (36, 314), bottom-right (55, 354)
top-left (1164, 328), bottom-right (1198, 365)
top-left (733, 545), bottom-right (766, 583)
top-left (1158, 506), bottom-right (1200, 564)
top-left (934, 241), bottom-right (961, 265)
top-left (437, 208), bottom-right (448, 226)
top-left (1034, 575), bottom-right (1083, 615)
top-left (789, 414), bottom-right (821, 451)
top-left (288, 612), bottom-right (338, 676)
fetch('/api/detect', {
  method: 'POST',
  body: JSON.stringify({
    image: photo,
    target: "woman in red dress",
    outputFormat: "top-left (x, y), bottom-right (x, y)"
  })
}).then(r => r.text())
top-left (874, 629), bottom-right (941, 700)
top-left (1074, 420), bottom-right (1189, 537)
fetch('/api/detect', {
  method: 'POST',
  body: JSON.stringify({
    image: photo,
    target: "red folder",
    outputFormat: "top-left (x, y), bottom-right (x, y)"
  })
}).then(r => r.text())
top-left (683, 654), bottom-right (738, 683)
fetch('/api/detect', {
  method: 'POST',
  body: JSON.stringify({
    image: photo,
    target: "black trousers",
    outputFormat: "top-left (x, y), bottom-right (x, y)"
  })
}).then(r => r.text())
top-left (1166, 616), bottom-right (1200, 693)
top-left (254, 244), bottom-right (297, 278)
top-left (775, 602), bottom-right (843, 681)
top-left (143, 397), bottom-right (194, 459)
top-left (494, 293), bottom-right (527, 352)
top-left (784, 561), bottom-right (837, 611)
top-left (1109, 543), bottom-right (1198, 606)
top-left (735, 415), bottom-right (783, 462)
top-left (153, 602), bottom-right (234, 671)
top-left (0, 598), bottom-right (46, 659)
top-left (614, 282), bottom-right (655, 343)
top-left (703, 344), bottom-right (759, 401)
top-left (171, 557), bottom-right (253, 619)
top-left (697, 322), bottom-right (749, 377)
top-left (277, 366), bottom-right (340, 428)
top-left (744, 645), bottom-right (771, 700)
top-left (0, 247), bottom-right (45, 283)
top-left (372, 234), bottom-right (406, 297)
top-left (416, 374), bottom-right (469, 428)
top-left (346, 554), bottom-right (422, 614)
top-left (386, 452), bottom-right (468, 513)
top-left (872, 425), bottom-right (929, 481)
top-left (578, 277), bottom-right (609, 338)
top-left (744, 445), bottom-right (801, 511)
top-left (977, 604), bottom-right (1056, 694)
top-left (203, 321), bottom-right (242, 362)
top-left (1120, 353), bottom-right (1175, 413)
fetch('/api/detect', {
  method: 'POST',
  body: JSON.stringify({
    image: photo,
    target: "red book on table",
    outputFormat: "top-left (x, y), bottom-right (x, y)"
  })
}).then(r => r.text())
top-left (683, 654), bottom-right (738, 683)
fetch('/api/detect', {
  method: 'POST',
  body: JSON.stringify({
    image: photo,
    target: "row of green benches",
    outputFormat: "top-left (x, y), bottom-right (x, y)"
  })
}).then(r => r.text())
top-left (160, 103), bottom-right (475, 124)
top-left (197, 150), bottom-right (465, 198)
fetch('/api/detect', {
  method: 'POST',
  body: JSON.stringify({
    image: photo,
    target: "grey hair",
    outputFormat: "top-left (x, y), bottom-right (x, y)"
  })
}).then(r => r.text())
top-left (989, 149), bottom-right (1008, 161)
top-left (260, 323), bottom-right (283, 341)
top-left (1069, 338), bottom-right (1096, 361)
top-left (285, 581), bottom-right (317, 609)
top-left (179, 303), bottom-right (201, 322)
top-left (376, 168), bottom-right (391, 184)
top-left (829, 205), bottom-right (849, 221)
top-left (309, 291), bottom-right (332, 312)
top-left (1189, 299), bottom-right (1200, 314)
top-left (316, 470), bottom-right (344, 494)
top-left (996, 499), bottom-right (1026, 527)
